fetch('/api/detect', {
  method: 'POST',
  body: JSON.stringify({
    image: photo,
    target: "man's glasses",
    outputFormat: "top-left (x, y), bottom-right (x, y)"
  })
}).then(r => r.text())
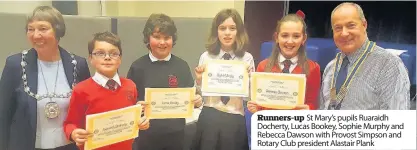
top-left (91, 52), bottom-right (121, 59)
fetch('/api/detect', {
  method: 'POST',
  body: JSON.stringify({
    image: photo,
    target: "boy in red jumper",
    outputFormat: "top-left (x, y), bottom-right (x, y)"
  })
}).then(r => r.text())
top-left (64, 31), bottom-right (150, 150)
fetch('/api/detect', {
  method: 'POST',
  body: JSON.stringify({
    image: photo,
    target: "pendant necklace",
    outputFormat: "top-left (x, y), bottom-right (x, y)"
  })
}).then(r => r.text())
top-left (39, 60), bottom-right (60, 119)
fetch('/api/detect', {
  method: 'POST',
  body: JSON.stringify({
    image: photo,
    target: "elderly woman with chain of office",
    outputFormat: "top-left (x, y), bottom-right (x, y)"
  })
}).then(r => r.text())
top-left (0, 6), bottom-right (90, 150)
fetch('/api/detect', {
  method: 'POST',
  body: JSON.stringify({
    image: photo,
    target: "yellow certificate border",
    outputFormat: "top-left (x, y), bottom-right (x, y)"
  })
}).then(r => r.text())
top-left (201, 60), bottom-right (249, 95)
top-left (85, 105), bottom-right (141, 150)
top-left (145, 88), bottom-right (195, 119)
top-left (250, 72), bottom-right (306, 109)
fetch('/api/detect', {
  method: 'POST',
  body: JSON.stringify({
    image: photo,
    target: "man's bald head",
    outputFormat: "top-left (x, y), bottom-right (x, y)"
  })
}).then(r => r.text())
top-left (331, 2), bottom-right (366, 25)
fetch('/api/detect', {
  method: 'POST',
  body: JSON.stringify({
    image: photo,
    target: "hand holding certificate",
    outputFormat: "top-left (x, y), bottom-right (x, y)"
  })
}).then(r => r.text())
top-left (84, 105), bottom-right (142, 150)
top-left (145, 88), bottom-right (195, 119)
top-left (250, 72), bottom-right (306, 109)
top-left (201, 60), bottom-right (249, 97)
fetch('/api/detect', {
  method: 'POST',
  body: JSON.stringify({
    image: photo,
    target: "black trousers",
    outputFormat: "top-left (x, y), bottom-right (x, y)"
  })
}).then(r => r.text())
top-left (133, 129), bottom-right (185, 150)
top-left (192, 107), bottom-right (249, 150)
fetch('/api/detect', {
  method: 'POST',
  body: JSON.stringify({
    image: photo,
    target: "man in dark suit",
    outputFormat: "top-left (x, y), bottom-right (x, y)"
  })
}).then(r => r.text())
top-left (0, 6), bottom-right (90, 150)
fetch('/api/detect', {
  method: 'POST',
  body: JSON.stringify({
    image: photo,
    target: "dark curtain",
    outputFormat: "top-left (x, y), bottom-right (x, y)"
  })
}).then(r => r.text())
top-left (288, 1), bottom-right (416, 44)
top-left (52, 1), bottom-right (78, 15)
top-left (244, 1), bottom-right (286, 66)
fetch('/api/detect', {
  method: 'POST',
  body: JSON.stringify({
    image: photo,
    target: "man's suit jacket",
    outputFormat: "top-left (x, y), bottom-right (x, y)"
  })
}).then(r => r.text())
top-left (0, 47), bottom-right (91, 150)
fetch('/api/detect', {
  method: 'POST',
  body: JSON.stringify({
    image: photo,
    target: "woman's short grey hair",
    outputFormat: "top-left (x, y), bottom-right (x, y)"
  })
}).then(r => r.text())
top-left (26, 6), bottom-right (66, 40)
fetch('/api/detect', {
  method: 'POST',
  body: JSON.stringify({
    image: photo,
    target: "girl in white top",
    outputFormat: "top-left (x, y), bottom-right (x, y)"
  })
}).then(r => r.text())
top-left (192, 8), bottom-right (254, 150)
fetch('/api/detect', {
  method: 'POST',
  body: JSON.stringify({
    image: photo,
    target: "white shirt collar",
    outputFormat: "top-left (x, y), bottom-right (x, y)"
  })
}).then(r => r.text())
top-left (279, 53), bottom-right (298, 64)
top-left (149, 52), bottom-right (171, 62)
top-left (219, 49), bottom-right (236, 60)
top-left (92, 72), bottom-right (121, 88)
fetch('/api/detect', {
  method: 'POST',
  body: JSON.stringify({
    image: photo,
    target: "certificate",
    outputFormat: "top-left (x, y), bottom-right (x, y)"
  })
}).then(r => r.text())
top-left (250, 72), bottom-right (306, 109)
top-left (201, 60), bottom-right (249, 97)
top-left (145, 88), bottom-right (195, 119)
top-left (84, 105), bottom-right (141, 150)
